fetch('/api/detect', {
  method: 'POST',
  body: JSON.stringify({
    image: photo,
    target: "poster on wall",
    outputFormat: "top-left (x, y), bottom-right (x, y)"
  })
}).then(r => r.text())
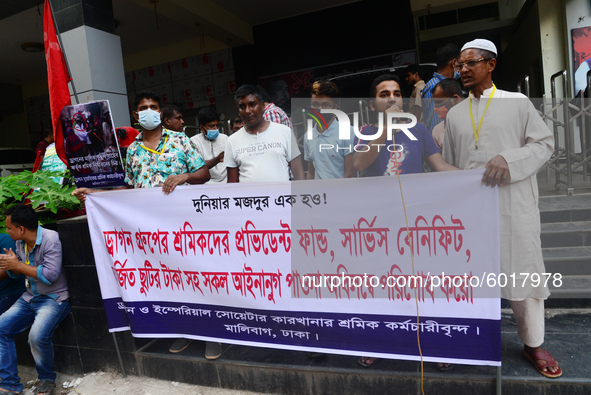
top-left (59, 100), bottom-right (125, 188)
top-left (572, 26), bottom-right (591, 96)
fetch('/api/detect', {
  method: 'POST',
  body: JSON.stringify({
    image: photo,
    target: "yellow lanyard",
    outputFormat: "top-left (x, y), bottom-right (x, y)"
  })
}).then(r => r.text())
top-left (469, 84), bottom-right (496, 149)
top-left (140, 135), bottom-right (168, 155)
top-left (24, 244), bottom-right (31, 265)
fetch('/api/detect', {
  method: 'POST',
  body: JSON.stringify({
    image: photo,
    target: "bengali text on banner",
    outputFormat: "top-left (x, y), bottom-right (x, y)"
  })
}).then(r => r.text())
top-left (85, 169), bottom-right (501, 366)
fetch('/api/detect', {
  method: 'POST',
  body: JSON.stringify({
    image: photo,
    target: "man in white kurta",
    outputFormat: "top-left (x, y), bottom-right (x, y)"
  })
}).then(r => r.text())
top-left (443, 39), bottom-right (561, 378)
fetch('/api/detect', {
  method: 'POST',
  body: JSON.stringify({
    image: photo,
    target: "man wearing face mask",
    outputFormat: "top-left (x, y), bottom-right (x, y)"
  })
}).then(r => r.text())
top-left (191, 107), bottom-right (228, 183)
top-left (430, 78), bottom-right (464, 150)
top-left (72, 91), bottom-right (210, 201)
top-left (304, 80), bottom-right (355, 179)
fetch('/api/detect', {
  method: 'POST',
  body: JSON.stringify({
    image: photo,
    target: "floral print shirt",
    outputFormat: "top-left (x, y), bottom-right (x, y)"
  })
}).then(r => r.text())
top-left (124, 128), bottom-right (205, 188)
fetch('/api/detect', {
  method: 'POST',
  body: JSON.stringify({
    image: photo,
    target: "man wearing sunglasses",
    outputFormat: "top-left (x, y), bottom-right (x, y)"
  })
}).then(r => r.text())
top-left (442, 39), bottom-right (560, 378)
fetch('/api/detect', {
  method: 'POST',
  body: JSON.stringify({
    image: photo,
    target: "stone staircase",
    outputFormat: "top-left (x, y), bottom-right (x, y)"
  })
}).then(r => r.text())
top-left (540, 194), bottom-right (591, 303)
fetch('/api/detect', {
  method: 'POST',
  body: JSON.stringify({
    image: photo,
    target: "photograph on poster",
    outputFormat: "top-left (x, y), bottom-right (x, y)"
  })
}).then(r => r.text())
top-left (59, 100), bottom-right (125, 188)
top-left (573, 25), bottom-right (591, 95)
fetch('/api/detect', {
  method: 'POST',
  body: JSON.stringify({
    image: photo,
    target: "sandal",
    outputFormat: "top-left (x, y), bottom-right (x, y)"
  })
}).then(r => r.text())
top-left (34, 380), bottom-right (56, 395)
top-left (358, 357), bottom-right (380, 368)
top-left (522, 348), bottom-right (562, 378)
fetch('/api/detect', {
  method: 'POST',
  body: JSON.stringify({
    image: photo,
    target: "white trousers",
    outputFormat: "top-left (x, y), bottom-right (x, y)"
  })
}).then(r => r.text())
top-left (509, 298), bottom-right (545, 347)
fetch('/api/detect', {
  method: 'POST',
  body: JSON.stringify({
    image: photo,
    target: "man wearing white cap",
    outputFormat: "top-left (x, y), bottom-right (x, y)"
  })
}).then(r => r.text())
top-left (442, 39), bottom-right (561, 378)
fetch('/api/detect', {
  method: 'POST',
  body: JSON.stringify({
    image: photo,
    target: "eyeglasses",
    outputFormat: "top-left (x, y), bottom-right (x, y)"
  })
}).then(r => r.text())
top-left (433, 98), bottom-right (452, 108)
top-left (453, 58), bottom-right (491, 71)
top-left (310, 101), bottom-right (335, 109)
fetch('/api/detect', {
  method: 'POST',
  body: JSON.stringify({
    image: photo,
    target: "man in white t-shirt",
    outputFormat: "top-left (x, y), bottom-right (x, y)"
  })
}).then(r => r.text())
top-left (225, 85), bottom-right (304, 183)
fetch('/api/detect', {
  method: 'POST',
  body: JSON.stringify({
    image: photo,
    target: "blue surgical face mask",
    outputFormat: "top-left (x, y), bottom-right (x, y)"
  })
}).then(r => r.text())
top-left (453, 70), bottom-right (461, 80)
top-left (206, 129), bottom-right (219, 140)
top-left (137, 109), bottom-right (161, 130)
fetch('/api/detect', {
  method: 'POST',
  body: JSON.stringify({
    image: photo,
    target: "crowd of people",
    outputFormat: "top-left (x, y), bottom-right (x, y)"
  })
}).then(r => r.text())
top-left (0, 38), bottom-right (562, 394)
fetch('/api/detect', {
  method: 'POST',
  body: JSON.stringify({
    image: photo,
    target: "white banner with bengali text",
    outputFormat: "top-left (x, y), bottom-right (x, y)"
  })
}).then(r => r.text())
top-left (85, 169), bottom-right (501, 366)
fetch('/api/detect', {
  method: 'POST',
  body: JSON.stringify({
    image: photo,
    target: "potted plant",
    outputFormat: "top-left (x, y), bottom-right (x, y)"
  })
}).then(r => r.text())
top-left (0, 169), bottom-right (82, 232)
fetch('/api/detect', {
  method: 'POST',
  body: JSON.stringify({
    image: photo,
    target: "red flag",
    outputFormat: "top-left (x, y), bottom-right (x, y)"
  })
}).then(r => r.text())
top-left (44, 0), bottom-right (71, 166)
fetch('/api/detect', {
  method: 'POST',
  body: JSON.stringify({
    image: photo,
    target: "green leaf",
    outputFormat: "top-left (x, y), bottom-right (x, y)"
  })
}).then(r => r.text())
top-left (0, 169), bottom-right (82, 217)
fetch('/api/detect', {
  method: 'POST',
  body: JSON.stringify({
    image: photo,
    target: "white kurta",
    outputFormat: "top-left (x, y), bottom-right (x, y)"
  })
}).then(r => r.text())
top-left (443, 87), bottom-right (554, 299)
top-left (191, 132), bottom-right (229, 183)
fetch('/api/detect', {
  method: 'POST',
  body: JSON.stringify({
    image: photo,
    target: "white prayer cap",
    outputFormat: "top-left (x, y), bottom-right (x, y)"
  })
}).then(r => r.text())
top-left (461, 39), bottom-right (497, 57)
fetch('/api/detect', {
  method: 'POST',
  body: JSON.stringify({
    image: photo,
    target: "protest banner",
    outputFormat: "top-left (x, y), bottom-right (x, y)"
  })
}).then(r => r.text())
top-left (85, 170), bottom-right (501, 366)
top-left (60, 100), bottom-right (125, 188)
top-left (40, 143), bottom-right (67, 173)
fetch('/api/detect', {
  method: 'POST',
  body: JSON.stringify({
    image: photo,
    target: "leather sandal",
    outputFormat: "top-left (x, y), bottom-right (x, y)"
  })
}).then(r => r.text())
top-left (522, 348), bottom-right (562, 378)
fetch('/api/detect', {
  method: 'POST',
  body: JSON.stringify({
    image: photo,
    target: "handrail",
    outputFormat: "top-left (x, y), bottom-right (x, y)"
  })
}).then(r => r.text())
top-left (550, 70), bottom-right (573, 194)
top-left (517, 75), bottom-right (530, 97)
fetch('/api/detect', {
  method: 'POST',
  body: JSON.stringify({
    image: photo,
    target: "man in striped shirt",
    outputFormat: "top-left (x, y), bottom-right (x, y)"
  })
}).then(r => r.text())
top-left (421, 43), bottom-right (460, 132)
top-left (261, 87), bottom-right (293, 129)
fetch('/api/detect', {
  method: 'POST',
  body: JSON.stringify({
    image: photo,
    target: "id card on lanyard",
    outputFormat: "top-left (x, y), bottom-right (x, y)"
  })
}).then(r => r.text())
top-left (141, 135), bottom-right (168, 155)
top-left (469, 150), bottom-right (487, 163)
top-left (469, 84), bottom-right (496, 150)
top-left (24, 244), bottom-right (32, 289)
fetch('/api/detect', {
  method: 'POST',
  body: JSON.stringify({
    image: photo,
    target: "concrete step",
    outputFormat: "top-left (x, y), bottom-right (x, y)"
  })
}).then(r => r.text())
top-left (543, 246), bottom-right (591, 275)
top-left (540, 207), bottom-right (591, 224)
top-left (548, 275), bottom-right (591, 299)
top-left (131, 310), bottom-right (591, 395)
top-left (541, 220), bottom-right (591, 247)
top-left (542, 247), bottom-right (591, 305)
top-left (536, 197), bottom-right (591, 305)
top-left (539, 194), bottom-right (591, 223)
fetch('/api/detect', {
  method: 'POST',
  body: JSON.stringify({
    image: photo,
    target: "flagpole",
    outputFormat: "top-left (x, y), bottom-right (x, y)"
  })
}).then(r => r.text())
top-left (46, 0), bottom-right (80, 105)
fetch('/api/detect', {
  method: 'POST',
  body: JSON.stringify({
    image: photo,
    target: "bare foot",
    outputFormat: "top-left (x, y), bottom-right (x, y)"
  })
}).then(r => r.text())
top-left (436, 363), bottom-right (454, 371)
top-left (358, 356), bottom-right (380, 367)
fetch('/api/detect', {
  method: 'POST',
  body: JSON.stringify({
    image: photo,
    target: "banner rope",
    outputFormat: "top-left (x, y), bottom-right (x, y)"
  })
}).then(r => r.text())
top-left (394, 138), bottom-right (425, 395)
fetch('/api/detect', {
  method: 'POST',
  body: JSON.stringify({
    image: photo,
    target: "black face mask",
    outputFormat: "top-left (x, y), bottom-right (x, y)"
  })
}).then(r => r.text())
top-left (321, 113), bottom-right (334, 123)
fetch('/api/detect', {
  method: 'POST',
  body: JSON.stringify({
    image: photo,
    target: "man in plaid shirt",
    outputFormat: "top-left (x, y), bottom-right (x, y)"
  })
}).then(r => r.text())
top-left (261, 87), bottom-right (293, 129)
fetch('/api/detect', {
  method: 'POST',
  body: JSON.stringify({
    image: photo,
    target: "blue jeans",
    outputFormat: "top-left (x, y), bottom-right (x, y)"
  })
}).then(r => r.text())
top-left (0, 296), bottom-right (70, 392)
top-left (0, 293), bottom-right (21, 316)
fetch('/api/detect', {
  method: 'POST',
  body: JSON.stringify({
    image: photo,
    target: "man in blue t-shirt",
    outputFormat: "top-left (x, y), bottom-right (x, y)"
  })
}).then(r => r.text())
top-left (0, 233), bottom-right (25, 315)
top-left (304, 80), bottom-right (355, 179)
top-left (353, 74), bottom-right (457, 177)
